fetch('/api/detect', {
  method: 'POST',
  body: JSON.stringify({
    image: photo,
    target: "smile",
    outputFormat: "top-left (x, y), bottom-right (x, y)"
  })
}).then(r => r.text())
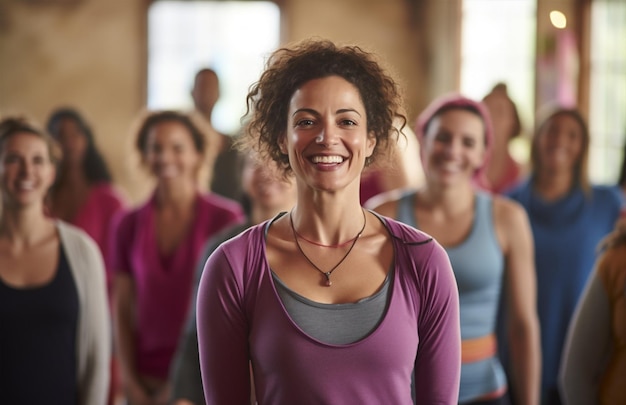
top-left (310, 155), bottom-right (345, 164)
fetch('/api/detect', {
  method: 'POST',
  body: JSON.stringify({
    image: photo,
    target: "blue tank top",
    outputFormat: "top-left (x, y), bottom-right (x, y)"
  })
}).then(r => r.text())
top-left (397, 191), bottom-right (507, 402)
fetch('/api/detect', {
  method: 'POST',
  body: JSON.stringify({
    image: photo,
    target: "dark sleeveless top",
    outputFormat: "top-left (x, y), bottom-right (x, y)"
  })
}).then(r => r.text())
top-left (0, 245), bottom-right (79, 405)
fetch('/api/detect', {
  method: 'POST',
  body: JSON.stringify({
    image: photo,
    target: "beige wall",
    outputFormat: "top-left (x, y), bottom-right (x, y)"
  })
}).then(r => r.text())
top-left (0, 0), bottom-right (454, 202)
top-left (0, 0), bottom-right (147, 201)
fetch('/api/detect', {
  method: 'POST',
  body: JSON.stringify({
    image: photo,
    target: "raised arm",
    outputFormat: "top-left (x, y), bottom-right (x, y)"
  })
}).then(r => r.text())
top-left (497, 198), bottom-right (541, 405)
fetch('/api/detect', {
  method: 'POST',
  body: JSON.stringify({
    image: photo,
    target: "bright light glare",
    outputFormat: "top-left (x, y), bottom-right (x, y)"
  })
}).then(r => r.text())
top-left (550, 10), bottom-right (567, 29)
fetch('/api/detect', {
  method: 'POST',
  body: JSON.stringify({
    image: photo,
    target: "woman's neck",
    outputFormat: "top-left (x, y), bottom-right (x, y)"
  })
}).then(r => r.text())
top-left (154, 180), bottom-right (197, 210)
top-left (419, 180), bottom-right (475, 216)
top-left (0, 205), bottom-right (53, 245)
top-left (291, 187), bottom-right (364, 246)
top-left (58, 165), bottom-right (89, 188)
top-left (534, 169), bottom-right (574, 201)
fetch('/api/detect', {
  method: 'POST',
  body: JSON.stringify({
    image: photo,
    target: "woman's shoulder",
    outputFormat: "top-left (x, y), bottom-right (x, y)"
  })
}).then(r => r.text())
top-left (591, 184), bottom-right (623, 205)
top-left (376, 213), bottom-right (435, 246)
top-left (56, 221), bottom-right (102, 261)
top-left (198, 192), bottom-right (244, 216)
top-left (89, 182), bottom-right (129, 206)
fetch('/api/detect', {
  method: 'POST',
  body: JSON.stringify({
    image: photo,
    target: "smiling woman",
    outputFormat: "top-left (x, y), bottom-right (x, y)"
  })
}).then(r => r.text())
top-left (110, 110), bottom-right (244, 405)
top-left (370, 94), bottom-right (541, 405)
top-left (196, 39), bottom-right (461, 404)
top-left (506, 107), bottom-right (622, 404)
top-left (0, 117), bottom-right (111, 405)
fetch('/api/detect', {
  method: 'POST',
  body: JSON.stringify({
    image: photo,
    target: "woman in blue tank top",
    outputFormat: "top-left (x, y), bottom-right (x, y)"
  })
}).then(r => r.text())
top-left (369, 94), bottom-right (541, 405)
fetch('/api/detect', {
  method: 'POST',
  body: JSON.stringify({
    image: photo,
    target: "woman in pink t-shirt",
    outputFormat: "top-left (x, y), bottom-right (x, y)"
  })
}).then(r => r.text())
top-left (112, 111), bottom-right (243, 405)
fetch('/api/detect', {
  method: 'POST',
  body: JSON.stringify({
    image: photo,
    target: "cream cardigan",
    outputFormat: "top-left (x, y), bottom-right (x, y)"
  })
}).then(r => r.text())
top-left (57, 221), bottom-right (111, 405)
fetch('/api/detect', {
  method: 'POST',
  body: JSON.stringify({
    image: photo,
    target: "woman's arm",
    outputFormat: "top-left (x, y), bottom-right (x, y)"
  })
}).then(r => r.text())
top-left (78, 233), bottom-right (112, 405)
top-left (497, 198), bottom-right (541, 405)
top-left (114, 273), bottom-right (152, 405)
top-left (197, 248), bottom-right (251, 405)
top-left (413, 242), bottom-right (461, 404)
top-left (559, 270), bottom-right (611, 405)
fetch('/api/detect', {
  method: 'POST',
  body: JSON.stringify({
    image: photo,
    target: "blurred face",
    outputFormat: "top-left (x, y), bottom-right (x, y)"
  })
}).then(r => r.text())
top-left (482, 92), bottom-right (516, 143)
top-left (422, 109), bottom-right (486, 187)
top-left (281, 75), bottom-right (376, 193)
top-left (535, 113), bottom-right (584, 174)
top-left (53, 117), bottom-right (88, 166)
top-left (0, 132), bottom-right (56, 208)
top-left (142, 120), bottom-right (202, 183)
top-left (241, 156), bottom-right (296, 213)
top-left (191, 71), bottom-right (219, 114)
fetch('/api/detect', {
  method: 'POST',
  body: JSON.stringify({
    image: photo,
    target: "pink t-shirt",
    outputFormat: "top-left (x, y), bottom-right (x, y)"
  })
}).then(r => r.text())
top-left (69, 182), bottom-right (127, 293)
top-left (197, 215), bottom-right (461, 404)
top-left (112, 192), bottom-right (244, 379)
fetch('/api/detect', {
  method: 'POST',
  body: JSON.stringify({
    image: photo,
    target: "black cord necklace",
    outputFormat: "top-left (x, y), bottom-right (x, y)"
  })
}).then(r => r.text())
top-left (289, 209), bottom-right (367, 287)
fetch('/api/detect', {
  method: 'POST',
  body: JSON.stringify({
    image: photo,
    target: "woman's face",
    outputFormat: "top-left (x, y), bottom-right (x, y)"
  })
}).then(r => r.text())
top-left (142, 120), bottom-right (202, 183)
top-left (54, 117), bottom-right (88, 166)
top-left (482, 92), bottom-right (516, 143)
top-left (0, 132), bottom-right (56, 208)
top-left (281, 75), bottom-right (376, 193)
top-left (535, 113), bottom-right (584, 174)
top-left (422, 108), bottom-right (486, 187)
top-left (241, 156), bottom-right (296, 213)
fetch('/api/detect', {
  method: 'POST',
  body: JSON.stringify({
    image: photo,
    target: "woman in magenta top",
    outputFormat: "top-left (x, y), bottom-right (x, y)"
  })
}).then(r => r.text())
top-left (112, 111), bottom-right (243, 405)
top-left (46, 108), bottom-right (128, 295)
top-left (197, 39), bottom-right (461, 404)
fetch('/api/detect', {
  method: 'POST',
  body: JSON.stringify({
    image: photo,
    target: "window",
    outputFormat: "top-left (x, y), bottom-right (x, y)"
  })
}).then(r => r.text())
top-left (588, 0), bottom-right (626, 184)
top-left (147, 1), bottom-right (280, 135)
top-left (460, 0), bottom-right (536, 162)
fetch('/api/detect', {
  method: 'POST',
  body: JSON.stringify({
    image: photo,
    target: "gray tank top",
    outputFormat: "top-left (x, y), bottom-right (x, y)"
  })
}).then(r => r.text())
top-left (272, 271), bottom-right (392, 345)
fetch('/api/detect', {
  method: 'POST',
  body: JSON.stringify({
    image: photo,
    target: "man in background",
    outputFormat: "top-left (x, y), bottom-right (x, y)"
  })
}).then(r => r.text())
top-left (191, 68), bottom-right (242, 202)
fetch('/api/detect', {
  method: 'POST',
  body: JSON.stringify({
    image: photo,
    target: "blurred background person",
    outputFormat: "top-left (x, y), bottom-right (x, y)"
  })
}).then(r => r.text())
top-left (371, 94), bottom-right (540, 405)
top-left (191, 68), bottom-right (243, 203)
top-left (613, 139), bottom-right (626, 201)
top-left (46, 107), bottom-right (128, 405)
top-left (170, 152), bottom-right (297, 405)
top-left (482, 83), bottom-right (526, 193)
top-left (46, 107), bottom-right (128, 296)
top-left (0, 117), bottom-right (110, 405)
top-left (559, 216), bottom-right (626, 405)
top-left (506, 107), bottom-right (622, 405)
top-left (111, 111), bottom-right (243, 405)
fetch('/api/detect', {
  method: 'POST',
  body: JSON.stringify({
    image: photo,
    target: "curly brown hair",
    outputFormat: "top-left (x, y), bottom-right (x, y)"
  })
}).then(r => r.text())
top-left (238, 39), bottom-right (406, 175)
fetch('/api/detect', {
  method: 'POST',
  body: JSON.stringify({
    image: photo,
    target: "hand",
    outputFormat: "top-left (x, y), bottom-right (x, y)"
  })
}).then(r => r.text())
top-left (153, 383), bottom-right (171, 405)
top-left (173, 400), bottom-right (196, 405)
top-left (124, 379), bottom-right (153, 405)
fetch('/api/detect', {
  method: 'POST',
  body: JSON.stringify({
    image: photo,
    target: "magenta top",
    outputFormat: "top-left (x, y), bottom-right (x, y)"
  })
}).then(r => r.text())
top-left (112, 192), bottom-right (244, 379)
top-left (197, 214), bottom-right (461, 404)
top-left (67, 183), bottom-right (127, 293)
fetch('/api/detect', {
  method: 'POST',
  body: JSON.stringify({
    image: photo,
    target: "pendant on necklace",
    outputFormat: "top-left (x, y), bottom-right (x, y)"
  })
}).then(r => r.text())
top-left (324, 272), bottom-right (332, 287)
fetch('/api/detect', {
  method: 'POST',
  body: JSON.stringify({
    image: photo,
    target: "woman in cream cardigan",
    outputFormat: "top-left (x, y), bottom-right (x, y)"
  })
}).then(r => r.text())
top-left (0, 116), bottom-right (110, 405)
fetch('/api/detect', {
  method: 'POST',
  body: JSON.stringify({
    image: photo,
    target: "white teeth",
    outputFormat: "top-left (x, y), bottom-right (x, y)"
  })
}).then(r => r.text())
top-left (159, 167), bottom-right (179, 177)
top-left (17, 181), bottom-right (34, 190)
top-left (311, 155), bottom-right (344, 164)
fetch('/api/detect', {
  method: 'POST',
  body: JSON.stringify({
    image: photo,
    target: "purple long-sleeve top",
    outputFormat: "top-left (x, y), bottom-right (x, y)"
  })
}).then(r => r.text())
top-left (197, 214), bottom-right (461, 404)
